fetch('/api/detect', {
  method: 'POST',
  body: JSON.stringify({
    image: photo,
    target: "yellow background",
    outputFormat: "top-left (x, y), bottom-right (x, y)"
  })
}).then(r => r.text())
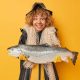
top-left (0, 0), bottom-right (80, 80)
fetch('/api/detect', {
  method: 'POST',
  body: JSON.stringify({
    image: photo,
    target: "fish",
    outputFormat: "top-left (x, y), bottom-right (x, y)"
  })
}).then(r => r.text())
top-left (7, 44), bottom-right (78, 65)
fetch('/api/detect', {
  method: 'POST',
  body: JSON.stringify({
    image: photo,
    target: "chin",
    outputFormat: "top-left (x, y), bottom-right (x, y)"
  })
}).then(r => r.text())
top-left (37, 30), bottom-right (42, 32)
top-left (36, 28), bottom-right (43, 32)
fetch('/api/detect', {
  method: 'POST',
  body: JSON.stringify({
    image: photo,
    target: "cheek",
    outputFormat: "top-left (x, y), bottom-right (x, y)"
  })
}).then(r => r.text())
top-left (32, 20), bottom-right (36, 26)
top-left (32, 20), bottom-right (46, 28)
top-left (42, 20), bottom-right (46, 25)
top-left (41, 20), bottom-right (46, 27)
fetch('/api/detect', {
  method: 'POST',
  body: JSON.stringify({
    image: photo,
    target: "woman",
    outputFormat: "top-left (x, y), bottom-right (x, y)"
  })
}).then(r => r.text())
top-left (19, 2), bottom-right (61, 80)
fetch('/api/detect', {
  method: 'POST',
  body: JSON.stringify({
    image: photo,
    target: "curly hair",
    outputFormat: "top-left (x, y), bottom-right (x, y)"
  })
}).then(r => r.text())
top-left (25, 8), bottom-right (54, 27)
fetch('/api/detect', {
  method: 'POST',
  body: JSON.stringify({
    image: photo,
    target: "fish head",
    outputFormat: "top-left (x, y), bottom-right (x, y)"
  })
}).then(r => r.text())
top-left (18, 45), bottom-right (30, 58)
top-left (7, 45), bottom-right (22, 57)
top-left (18, 45), bottom-right (27, 51)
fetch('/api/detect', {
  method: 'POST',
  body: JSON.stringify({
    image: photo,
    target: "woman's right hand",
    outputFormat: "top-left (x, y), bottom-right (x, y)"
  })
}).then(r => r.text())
top-left (23, 60), bottom-right (35, 69)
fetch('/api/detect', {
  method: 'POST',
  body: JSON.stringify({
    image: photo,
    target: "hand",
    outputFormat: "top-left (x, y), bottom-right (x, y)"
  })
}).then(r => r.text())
top-left (23, 61), bottom-right (35, 69)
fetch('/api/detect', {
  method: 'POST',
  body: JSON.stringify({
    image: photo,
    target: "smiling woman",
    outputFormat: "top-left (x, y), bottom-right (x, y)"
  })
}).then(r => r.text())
top-left (0, 0), bottom-right (80, 80)
top-left (18, 2), bottom-right (61, 80)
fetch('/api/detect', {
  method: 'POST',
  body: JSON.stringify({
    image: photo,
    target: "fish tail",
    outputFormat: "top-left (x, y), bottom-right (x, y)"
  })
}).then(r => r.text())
top-left (72, 52), bottom-right (78, 65)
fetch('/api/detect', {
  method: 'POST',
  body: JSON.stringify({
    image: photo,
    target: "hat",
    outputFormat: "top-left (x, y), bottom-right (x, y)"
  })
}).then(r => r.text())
top-left (26, 2), bottom-right (52, 16)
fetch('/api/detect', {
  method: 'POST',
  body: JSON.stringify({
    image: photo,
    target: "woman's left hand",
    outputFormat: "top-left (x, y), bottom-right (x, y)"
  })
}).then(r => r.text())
top-left (23, 60), bottom-right (35, 69)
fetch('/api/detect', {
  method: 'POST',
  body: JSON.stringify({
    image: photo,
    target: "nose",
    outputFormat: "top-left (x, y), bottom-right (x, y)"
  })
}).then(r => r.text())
top-left (37, 19), bottom-right (41, 24)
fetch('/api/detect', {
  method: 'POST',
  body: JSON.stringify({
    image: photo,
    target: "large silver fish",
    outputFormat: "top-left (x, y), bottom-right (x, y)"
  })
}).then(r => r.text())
top-left (7, 44), bottom-right (78, 65)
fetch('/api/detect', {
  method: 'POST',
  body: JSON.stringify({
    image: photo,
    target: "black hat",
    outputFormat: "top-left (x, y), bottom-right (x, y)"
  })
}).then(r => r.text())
top-left (26, 2), bottom-right (52, 16)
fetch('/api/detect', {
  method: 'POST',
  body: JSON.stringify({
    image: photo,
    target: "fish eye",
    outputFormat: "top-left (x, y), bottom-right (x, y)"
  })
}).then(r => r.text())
top-left (11, 48), bottom-right (14, 51)
top-left (11, 48), bottom-right (13, 50)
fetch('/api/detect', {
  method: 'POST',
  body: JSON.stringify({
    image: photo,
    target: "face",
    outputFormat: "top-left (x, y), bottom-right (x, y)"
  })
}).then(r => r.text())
top-left (33, 14), bottom-right (46, 32)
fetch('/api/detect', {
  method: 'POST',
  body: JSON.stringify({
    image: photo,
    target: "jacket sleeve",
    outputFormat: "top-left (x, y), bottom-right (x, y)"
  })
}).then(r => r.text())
top-left (49, 27), bottom-right (61, 47)
top-left (18, 28), bottom-right (27, 59)
top-left (52, 31), bottom-right (61, 47)
top-left (18, 28), bottom-right (27, 45)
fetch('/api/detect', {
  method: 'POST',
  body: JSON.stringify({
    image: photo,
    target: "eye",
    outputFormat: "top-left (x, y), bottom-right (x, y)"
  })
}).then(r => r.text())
top-left (33, 17), bottom-right (37, 20)
top-left (11, 48), bottom-right (14, 51)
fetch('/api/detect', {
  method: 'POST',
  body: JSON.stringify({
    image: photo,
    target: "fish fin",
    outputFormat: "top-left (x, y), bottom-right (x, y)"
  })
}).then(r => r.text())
top-left (72, 52), bottom-right (78, 65)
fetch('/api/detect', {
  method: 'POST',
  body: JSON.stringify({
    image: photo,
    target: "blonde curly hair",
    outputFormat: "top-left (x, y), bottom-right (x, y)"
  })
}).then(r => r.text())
top-left (25, 8), bottom-right (54, 27)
